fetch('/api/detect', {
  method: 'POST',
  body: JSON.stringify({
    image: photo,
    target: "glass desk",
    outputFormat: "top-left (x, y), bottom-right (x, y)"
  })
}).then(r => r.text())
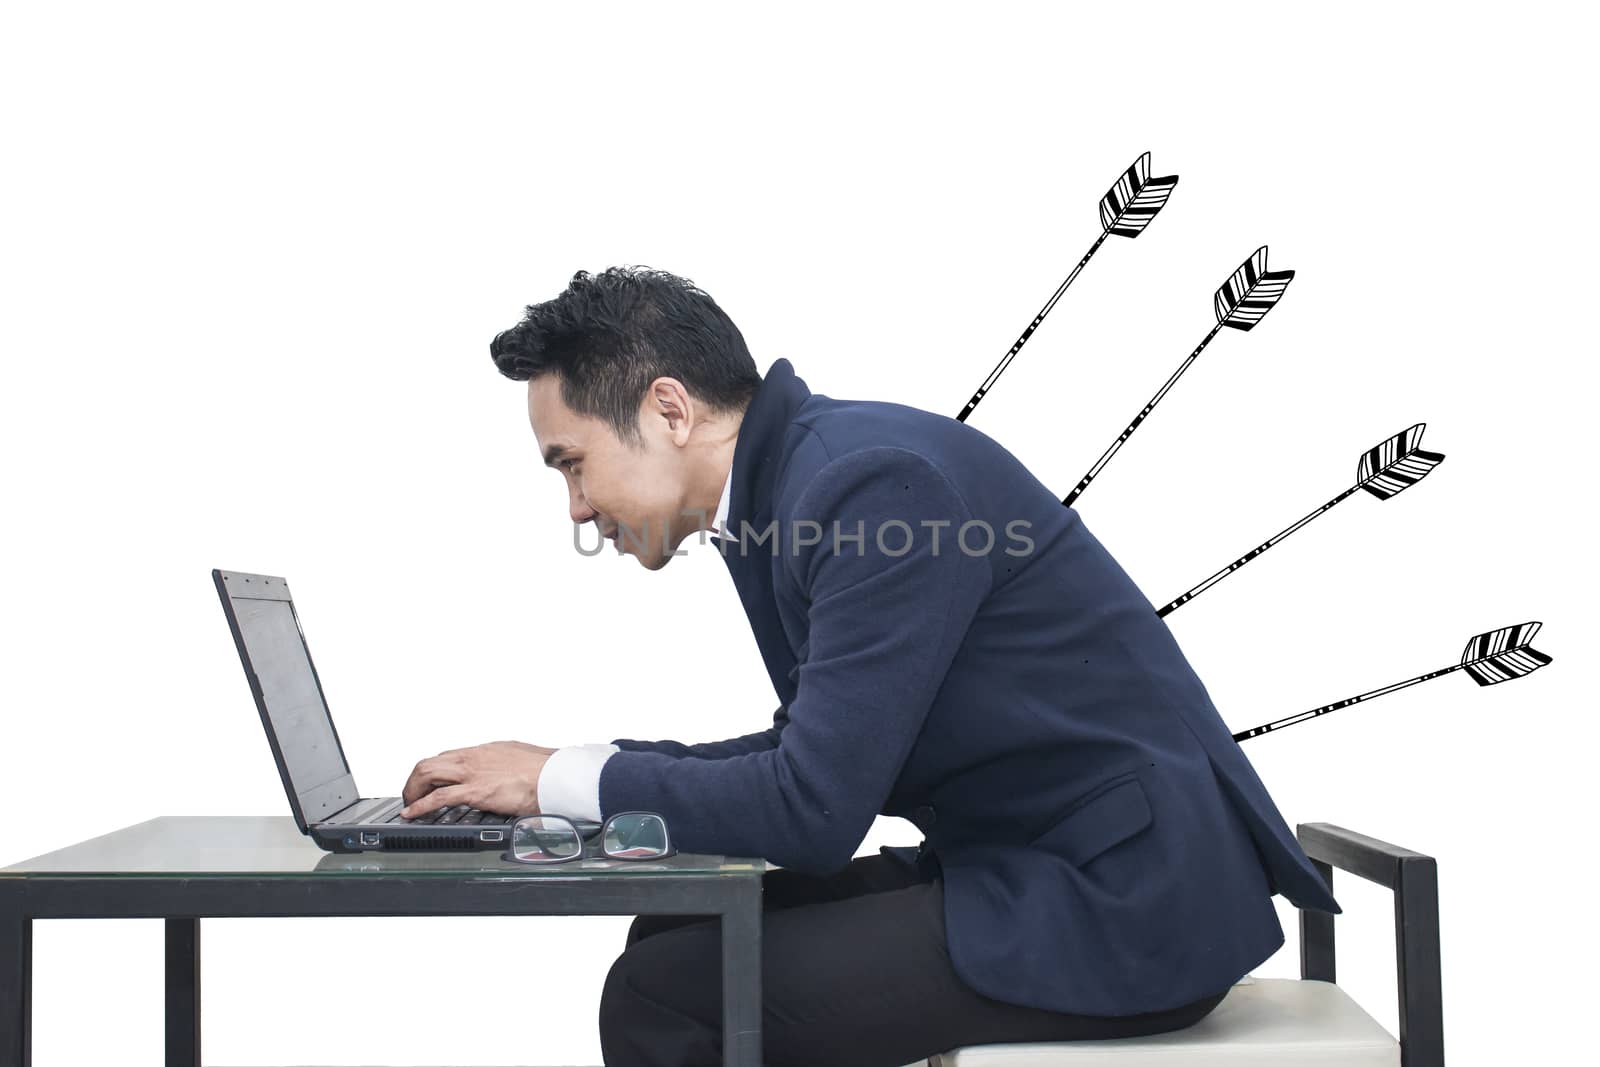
top-left (0, 816), bottom-right (767, 1067)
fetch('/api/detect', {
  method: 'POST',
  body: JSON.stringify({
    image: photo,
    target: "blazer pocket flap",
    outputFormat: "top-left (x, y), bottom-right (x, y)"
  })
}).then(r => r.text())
top-left (1029, 773), bottom-right (1153, 867)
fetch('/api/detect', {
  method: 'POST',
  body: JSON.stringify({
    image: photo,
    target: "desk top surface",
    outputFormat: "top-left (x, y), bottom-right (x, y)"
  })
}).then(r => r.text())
top-left (0, 816), bottom-right (766, 880)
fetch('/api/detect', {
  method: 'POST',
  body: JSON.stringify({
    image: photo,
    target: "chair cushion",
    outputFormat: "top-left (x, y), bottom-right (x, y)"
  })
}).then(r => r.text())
top-left (928, 977), bottom-right (1399, 1066)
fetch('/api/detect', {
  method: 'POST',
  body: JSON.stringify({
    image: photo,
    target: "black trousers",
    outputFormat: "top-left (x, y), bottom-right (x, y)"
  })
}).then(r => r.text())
top-left (598, 850), bottom-right (1229, 1067)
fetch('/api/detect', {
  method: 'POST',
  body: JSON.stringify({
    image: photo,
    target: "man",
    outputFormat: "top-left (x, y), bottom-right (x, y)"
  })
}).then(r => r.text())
top-left (399, 265), bottom-right (1341, 1067)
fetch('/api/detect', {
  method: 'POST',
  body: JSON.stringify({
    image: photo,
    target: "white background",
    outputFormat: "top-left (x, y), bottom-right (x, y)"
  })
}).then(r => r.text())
top-left (2, 2), bottom-right (1594, 1064)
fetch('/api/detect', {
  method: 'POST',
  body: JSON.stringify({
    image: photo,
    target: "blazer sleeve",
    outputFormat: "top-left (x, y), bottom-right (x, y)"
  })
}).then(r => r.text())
top-left (606, 702), bottom-right (790, 759)
top-left (597, 447), bottom-right (993, 875)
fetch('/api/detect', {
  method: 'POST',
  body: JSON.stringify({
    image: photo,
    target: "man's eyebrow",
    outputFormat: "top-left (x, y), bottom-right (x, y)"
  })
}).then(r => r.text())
top-left (542, 444), bottom-right (574, 468)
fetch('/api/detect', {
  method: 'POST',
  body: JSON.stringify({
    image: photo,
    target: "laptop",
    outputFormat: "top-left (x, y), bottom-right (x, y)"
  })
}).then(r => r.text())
top-left (212, 567), bottom-right (602, 854)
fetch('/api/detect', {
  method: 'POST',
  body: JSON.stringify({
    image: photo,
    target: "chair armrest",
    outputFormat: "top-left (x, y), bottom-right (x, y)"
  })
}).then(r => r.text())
top-left (1296, 821), bottom-right (1444, 1067)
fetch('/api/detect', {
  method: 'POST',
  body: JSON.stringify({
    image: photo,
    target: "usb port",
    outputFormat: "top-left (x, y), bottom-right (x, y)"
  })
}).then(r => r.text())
top-left (359, 831), bottom-right (381, 846)
top-left (479, 829), bottom-right (504, 843)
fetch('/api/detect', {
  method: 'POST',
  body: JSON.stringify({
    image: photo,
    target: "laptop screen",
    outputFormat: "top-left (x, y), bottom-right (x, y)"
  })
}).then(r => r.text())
top-left (220, 577), bottom-right (353, 809)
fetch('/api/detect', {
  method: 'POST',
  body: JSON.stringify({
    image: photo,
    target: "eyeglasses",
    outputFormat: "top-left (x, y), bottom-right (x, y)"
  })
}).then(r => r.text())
top-left (502, 810), bottom-right (677, 865)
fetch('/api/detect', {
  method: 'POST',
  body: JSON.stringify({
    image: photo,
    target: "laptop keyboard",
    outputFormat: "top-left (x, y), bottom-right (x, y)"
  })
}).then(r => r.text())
top-left (387, 804), bottom-right (512, 826)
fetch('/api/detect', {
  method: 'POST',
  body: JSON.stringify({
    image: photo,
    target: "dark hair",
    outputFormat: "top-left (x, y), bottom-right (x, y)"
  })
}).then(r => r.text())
top-left (490, 265), bottom-right (762, 448)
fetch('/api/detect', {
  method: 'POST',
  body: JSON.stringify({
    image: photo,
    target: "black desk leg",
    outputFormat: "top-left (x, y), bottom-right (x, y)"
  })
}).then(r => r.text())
top-left (721, 883), bottom-right (762, 1067)
top-left (0, 896), bottom-right (29, 1067)
top-left (165, 918), bottom-right (199, 1067)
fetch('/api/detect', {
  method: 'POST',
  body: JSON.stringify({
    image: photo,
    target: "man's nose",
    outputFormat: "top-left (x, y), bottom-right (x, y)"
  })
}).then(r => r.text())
top-left (569, 487), bottom-right (597, 526)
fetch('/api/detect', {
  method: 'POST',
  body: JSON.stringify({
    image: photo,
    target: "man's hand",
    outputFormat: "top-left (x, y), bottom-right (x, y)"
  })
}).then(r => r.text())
top-left (399, 741), bottom-right (558, 820)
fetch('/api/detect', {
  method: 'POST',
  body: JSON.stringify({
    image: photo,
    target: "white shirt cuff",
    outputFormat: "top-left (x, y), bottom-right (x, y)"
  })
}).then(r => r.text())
top-left (537, 743), bottom-right (619, 823)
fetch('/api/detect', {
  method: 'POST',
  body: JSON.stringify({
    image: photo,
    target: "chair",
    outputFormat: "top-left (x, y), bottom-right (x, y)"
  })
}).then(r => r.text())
top-left (925, 821), bottom-right (1443, 1066)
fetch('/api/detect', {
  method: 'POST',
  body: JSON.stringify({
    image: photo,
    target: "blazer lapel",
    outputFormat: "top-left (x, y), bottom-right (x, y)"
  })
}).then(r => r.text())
top-left (716, 357), bottom-right (812, 704)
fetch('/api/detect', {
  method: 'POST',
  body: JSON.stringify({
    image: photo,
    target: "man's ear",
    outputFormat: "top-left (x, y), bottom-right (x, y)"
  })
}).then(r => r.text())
top-left (646, 377), bottom-right (696, 442)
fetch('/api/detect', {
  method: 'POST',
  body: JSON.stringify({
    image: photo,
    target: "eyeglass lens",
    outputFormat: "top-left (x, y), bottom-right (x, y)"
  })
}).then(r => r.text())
top-left (510, 816), bottom-right (583, 862)
top-left (603, 813), bottom-right (671, 858)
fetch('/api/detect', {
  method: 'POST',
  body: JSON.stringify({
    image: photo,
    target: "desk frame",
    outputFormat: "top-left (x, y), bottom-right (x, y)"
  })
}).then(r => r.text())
top-left (0, 872), bottom-right (763, 1067)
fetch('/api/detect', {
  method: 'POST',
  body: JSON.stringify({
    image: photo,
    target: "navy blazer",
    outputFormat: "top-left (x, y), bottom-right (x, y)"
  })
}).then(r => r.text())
top-left (599, 357), bottom-right (1340, 1017)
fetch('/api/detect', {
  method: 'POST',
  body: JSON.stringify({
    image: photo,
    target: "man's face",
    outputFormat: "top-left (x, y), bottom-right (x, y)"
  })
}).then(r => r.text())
top-left (527, 375), bottom-right (697, 571)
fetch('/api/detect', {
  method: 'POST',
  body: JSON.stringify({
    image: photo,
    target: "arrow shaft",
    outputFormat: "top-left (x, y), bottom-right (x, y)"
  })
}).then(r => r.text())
top-left (1062, 320), bottom-right (1225, 507)
top-left (955, 230), bottom-right (1111, 423)
top-left (1232, 663), bottom-right (1464, 742)
top-left (1156, 484), bottom-right (1363, 616)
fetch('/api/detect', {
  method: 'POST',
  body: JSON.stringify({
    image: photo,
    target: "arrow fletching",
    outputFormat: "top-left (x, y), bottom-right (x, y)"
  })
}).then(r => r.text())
top-left (1460, 622), bottom-right (1552, 685)
top-left (1357, 422), bottom-right (1447, 500)
top-left (1099, 151), bottom-right (1179, 237)
top-left (1214, 245), bottom-right (1294, 331)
